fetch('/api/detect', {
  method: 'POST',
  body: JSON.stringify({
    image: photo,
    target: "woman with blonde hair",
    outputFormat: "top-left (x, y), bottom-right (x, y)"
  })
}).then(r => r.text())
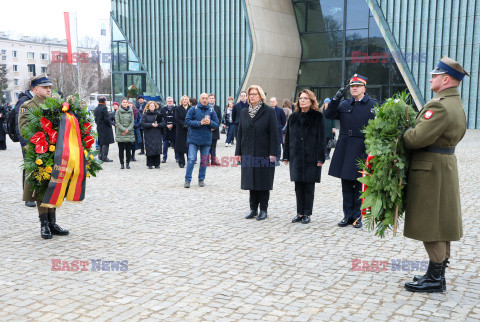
top-left (283, 89), bottom-right (325, 224)
top-left (175, 95), bottom-right (192, 168)
top-left (141, 101), bottom-right (165, 168)
top-left (235, 85), bottom-right (278, 221)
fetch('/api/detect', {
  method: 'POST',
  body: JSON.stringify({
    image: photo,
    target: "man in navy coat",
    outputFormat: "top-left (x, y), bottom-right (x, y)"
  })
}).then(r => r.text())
top-left (324, 74), bottom-right (377, 229)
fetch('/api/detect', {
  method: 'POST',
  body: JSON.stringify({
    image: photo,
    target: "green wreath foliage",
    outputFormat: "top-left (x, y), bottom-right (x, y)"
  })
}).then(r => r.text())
top-left (358, 92), bottom-right (417, 238)
top-left (21, 92), bottom-right (102, 200)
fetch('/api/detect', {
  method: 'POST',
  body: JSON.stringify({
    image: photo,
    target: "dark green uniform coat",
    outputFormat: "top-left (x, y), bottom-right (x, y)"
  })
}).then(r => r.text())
top-left (403, 87), bottom-right (466, 242)
top-left (18, 95), bottom-right (45, 202)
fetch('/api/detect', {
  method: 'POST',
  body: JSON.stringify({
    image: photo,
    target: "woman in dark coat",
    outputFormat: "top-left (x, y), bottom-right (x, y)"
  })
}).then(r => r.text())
top-left (141, 101), bottom-right (165, 168)
top-left (235, 85), bottom-right (278, 221)
top-left (175, 95), bottom-right (191, 168)
top-left (283, 89), bottom-right (326, 224)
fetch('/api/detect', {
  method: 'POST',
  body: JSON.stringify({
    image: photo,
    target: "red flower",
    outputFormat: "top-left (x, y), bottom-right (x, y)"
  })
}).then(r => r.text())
top-left (84, 135), bottom-right (95, 149)
top-left (40, 117), bottom-right (53, 132)
top-left (30, 132), bottom-right (46, 145)
top-left (83, 123), bottom-right (92, 134)
top-left (34, 141), bottom-right (49, 154)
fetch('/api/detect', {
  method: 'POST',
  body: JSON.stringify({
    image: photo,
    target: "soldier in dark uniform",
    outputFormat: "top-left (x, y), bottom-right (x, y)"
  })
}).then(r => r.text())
top-left (403, 56), bottom-right (469, 293)
top-left (160, 97), bottom-right (179, 163)
top-left (18, 75), bottom-right (69, 239)
top-left (324, 75), bottom-right (377, 229)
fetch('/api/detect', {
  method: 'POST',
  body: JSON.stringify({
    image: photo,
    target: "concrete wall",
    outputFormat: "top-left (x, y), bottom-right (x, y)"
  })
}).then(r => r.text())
top-left (242, 0), bottom-right (302, 103)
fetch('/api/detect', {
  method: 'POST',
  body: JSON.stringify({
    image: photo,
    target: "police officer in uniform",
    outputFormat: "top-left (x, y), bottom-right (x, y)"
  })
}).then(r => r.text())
top-left (324, 75), bottom-right (377, 229)
top-left (403, 56), bottom-right (469, 293)
top-left (18, 75), bottom-right (70, 239)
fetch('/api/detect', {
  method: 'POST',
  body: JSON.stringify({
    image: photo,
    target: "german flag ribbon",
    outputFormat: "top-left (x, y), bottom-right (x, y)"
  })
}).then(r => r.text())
top-left (41, 112), bottom-right (86, 207)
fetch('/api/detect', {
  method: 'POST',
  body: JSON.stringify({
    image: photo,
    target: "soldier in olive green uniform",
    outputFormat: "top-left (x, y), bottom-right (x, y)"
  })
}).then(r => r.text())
top-left (18, 75), bottom-right (69, 240)
top-left (403, 57), bottom-right (469, 293)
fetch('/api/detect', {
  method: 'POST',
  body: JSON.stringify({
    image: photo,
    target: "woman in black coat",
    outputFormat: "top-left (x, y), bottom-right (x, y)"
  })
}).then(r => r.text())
top-left (235, 85), bottom-right (278, 221)
top-left (283, 90), bottom-right (325, 224)
top-left (141, 101), bottom-right (165, 168)
top-left (175, 95), bottom-right (191, 168)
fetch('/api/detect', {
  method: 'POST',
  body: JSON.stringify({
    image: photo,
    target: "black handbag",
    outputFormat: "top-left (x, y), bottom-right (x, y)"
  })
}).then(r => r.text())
top-left (327, 139), bottom-right (337, 149)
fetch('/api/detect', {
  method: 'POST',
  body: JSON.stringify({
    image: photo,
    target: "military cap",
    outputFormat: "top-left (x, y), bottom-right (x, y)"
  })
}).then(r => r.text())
top-left (430, 56), bottom-right (470, 81)
top-left (349, 74), bottom-right (368, 86)
top-left (30, 74), bottom-right (52, 88)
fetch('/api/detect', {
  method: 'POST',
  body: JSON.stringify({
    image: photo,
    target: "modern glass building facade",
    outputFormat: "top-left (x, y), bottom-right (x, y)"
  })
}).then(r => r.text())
top-left (111, 0), bottom-right (480, 128)
top-left (111, 0), bottom-right (252, 105)
top-left (292, 0), bottom-right (407, 102)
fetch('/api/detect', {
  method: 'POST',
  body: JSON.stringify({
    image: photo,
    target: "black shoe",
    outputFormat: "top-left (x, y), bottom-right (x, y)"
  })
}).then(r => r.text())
top-left (405, 260), bottom-right (444, 293)
top-left (179, 164), bottom-right (185, 168)
top-left (162, 160), bottom-right (166, 163)
top-left (199, 180), bottom-right (205, 187)
top-left (338, 217), bottom-right (354, 227)
top-left (126, 163), bottom-right (130, 169)
top-left (103, 158), bottom-right (113, 162)
top-left (139, 151), bottom-right (145, 155)
top-left (414, 259), bottom-right (448, 291)
top-left (39, 213), bottom-right (52, 239)
top-left (121, 164), bottom-right (125, 169)
top-left (245, 210), bottom-right (258, 219)
top-left (148, 166), bottom-right (153, 169)
top-left (48, 213), bottom-right (69, 236)
top-left (257, 210), bottom-right (267, 221)
top-left (353, 218), bottom-right (362, 228)
top-left (301, 216), bottom-right (311, 224)
top-left (130, 156), bottom-right (137, 162)
top-left (184, 181), bottom-right (190, 188)
top-left (176, 159), bottom-right (179, 163)
top-left (25, 201), bottom-right (36, 207)
top-left (155, 165), bottom-right (160, 169)
top-left (292, 214), bottom-right (303, 223)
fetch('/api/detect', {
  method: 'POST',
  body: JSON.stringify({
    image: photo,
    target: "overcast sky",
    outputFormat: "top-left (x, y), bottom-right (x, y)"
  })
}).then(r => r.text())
top-left (0, 0), bottom-right (111, 43)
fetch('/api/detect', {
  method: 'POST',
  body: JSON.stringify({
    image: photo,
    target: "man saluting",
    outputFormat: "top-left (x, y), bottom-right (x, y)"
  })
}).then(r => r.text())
top-left (403, 56), bottom-right (469, 293)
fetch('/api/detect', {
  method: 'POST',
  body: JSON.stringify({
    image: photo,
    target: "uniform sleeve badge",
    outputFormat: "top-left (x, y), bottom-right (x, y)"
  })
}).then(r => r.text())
top-left (21, 108), bottom-right (25, 113)
top-left (424, 110), bottom-right (433, 119)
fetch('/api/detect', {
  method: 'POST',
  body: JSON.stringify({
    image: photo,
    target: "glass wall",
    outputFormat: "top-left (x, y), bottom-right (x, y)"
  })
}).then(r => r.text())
top-left (111, 0), bottom-right (253, 106)
top-left (293, 0), bottom-right (407, 103)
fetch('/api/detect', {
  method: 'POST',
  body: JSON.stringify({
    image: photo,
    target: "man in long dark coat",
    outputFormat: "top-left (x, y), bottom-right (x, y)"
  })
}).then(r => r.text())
top-left (94, 96), bottom-right (114, 162)
top-left (324, 74), bottom-right (377, 229)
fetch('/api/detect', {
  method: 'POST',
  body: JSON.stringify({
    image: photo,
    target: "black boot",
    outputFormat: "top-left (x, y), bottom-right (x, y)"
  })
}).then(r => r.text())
top-left (413, 258), bottom-right (448, 291)
top-left (120, 163), bottom-right (125, 169)
top-left (245, 209), bottom-right (258, 219)
top-left (39, 213), bottom-right (52, 239)
top-left (257, 210), bottom-right (268, 221)
top-left (48, 212), bottom-right (69, 236)
top-left (404, 260), bottom-right (444, 293)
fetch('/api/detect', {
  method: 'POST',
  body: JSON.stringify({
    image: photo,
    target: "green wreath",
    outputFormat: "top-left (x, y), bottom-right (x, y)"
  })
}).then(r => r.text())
top-left (21, 92), bottom-right (103, 200)
top-left (358, 92), bottom-right (417, 238)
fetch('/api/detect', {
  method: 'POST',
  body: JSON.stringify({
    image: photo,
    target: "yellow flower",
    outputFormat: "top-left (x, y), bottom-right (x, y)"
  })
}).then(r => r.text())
top-left (89, 155), bottom-right (94, 160)
top-left (45, 173), bottom-right (51, 180)
top-left (49, 145), bottom-right (55, 152)
top-left (45, 166), bottom-right (53, 173)
top-left (36, 159), bottom-right (43, 165)
top-left (86, 173), bottom-right (91, 178)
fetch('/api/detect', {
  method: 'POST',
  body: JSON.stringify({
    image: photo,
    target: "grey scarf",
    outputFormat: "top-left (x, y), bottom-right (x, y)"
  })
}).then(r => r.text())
top-left (248, 103), bottom-right (262, 119)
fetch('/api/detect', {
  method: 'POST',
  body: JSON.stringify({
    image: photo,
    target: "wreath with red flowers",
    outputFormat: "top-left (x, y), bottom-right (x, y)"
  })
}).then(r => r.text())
top-left (21, 92), bottom-right (102, 200)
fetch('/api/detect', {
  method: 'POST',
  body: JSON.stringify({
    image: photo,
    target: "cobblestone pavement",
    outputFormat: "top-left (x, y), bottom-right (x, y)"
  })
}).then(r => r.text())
top-left (1, 130), bottom-right (479, 321)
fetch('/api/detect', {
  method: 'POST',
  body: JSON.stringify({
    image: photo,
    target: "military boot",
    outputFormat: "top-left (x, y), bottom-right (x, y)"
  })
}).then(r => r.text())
top-left (413, 258), bottom-right (448, 291)
top-left (405, 260), bottom-right (444, 293)
top-left (39, 213), bottom-right (52, 239)
top-left (48, 212), bottom-right (69, 236)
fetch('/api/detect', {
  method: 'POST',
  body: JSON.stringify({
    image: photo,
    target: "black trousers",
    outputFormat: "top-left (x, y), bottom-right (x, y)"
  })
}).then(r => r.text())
top-left (210, 139), bottom-right (218, 161)
top-left (325, 137), bottom-right (333, 156)
top-left (140, 129), bottom-right (145, 153)
top-left (0, 140), bottom-right (6, 150)
top-left (99, 144), bottom-right (109, 160)
top-left (177, 153), bottom-right (186, 167)
top-left (249, 190), bottom-right (270, 211)
top-left (295, 181), bottom-right (315, 216)
top-left (118, 142), bottom-right (132, 165)
top-left (146, 155), bottom-right (160, 167)
top-left (341, 179), bottom-right (362, 220)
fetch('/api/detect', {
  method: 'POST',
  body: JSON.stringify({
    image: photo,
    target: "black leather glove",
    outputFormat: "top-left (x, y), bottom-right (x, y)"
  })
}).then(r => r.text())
top-left (333, 85), bottom-right (349, 101)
